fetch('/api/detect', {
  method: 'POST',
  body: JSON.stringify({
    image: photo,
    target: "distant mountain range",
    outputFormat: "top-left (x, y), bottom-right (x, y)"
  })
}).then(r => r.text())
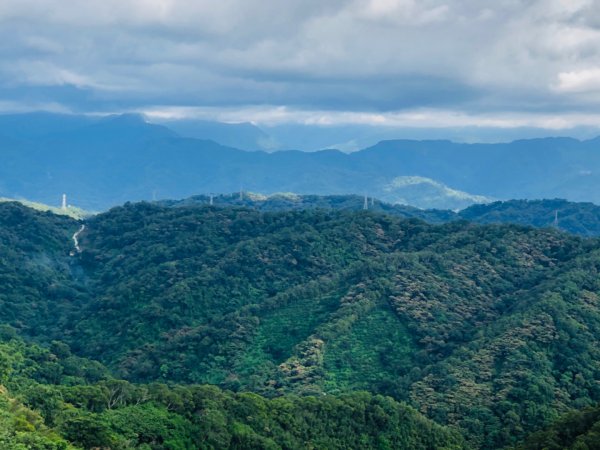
top-left (2, 112), bottom-right (600, 210)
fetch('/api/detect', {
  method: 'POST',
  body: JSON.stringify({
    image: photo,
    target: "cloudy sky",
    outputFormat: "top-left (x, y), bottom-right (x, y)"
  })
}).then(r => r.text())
top-left (2, 0), bottom-right (600, 132)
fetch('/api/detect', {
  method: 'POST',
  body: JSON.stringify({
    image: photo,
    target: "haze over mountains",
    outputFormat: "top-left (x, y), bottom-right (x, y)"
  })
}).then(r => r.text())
top-left (2, 112), bottom-right (600, 211)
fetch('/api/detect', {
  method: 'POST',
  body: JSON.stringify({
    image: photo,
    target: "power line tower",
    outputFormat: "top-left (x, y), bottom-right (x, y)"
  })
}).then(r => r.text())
top-left (209, 194), bottom-right (214, 206)
top-left (363, 194), bottom-right (368, 210)
top-left (553, 210), bottom-right (559, 228)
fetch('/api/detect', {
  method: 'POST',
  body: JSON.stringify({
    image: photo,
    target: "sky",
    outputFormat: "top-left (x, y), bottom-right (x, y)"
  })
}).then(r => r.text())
top-left (2, 0), bottom-right (600, 136)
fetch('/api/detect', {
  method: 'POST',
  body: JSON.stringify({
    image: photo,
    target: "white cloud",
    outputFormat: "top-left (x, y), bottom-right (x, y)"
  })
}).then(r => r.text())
top-left (139, 104), bottom-right (600, 130)
top-left (555, 68), bottom-right (600, 93)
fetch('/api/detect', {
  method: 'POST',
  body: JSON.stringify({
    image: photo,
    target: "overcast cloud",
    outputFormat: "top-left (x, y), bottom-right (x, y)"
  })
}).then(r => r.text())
top-left (2, 0), bottom-right (600, 129)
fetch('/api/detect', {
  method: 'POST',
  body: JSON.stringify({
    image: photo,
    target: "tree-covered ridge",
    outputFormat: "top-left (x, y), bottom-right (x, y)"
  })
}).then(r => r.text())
top-left (0, 331), bottom-right (465, 449)
top-left (162, 194), bottom-right (600, 236)
top-left (3, 201), bottom-right (600, 448)
top-left (159, 193), bottom-right (456, 223)
top-left (460, 199), bottom-right (600, 237)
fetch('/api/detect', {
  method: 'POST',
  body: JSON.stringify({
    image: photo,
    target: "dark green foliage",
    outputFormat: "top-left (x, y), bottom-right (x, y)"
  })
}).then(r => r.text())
top-left (518, 404), bottom-right (600, 450)
top-left (160, 193), bottom-right (455, 224)
top-left (0, 202), bottom-right (83, 338)
top-left (164, 194), bottom-right (600, 237)
top-left (4, 201), bottom-right (600, 448)
top-left (0, 333), bottom-right (464, 449)
top-left (460, 199), bottom-right (600, 237)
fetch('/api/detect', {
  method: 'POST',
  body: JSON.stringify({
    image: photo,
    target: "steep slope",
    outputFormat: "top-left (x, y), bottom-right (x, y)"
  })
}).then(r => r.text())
top-left (0, 202), bottom-right (84, 338)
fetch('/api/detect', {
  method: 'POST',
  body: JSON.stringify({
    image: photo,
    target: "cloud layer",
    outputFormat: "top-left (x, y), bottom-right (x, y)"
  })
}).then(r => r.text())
top-left (2, 0), bottom-right (600, 127)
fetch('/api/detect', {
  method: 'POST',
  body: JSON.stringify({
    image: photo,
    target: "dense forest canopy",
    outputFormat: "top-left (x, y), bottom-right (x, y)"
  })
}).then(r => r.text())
top-left (0, 330), bottom-right (465, 449)
top-left (2, 200), bottom-right (600, 448)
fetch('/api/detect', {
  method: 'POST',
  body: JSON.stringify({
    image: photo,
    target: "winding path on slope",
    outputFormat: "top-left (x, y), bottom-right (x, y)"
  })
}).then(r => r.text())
top-left (72, 224), bottom-right (85, 254)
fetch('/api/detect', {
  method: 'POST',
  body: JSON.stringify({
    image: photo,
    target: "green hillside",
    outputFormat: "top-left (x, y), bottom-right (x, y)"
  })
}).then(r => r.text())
top-left (0, 331), bottom-right (464, 449)
top-left (2, 201), bottom-right (600, 448)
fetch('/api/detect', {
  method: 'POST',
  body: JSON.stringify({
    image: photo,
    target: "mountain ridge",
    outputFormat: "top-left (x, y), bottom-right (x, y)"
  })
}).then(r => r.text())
top-left (3, 112), bottom-right (600, 210)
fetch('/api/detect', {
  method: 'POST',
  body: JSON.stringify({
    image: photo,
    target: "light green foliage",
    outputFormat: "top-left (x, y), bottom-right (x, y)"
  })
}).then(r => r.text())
top-left (0, 197), bottom-right (90, 220)
top-left (0, 333), bottom-right (464, 450)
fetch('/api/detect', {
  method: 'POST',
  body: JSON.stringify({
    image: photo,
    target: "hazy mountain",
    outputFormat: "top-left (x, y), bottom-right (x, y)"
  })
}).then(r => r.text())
top-left (380, 175), bottom-right (491, 209)
top-left (260, 122), bottom-right (600, 152)
top-left (3, 112), bottom-right (600, 210)
top-left (0, 111), bottom-right (95, 139)
top-left (153, 118), bottom-right (277, 151)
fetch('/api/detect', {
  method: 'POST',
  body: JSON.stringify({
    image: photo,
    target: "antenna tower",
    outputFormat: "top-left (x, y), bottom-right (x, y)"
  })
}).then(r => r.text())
top-left (363, 194), bottom-right (368, 210)
top-left (61, 194), bottom-right (67, 210)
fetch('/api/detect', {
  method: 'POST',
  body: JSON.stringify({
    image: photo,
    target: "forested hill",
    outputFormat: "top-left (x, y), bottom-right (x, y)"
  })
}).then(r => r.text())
top-left (3, 200), bottom-right (600, 448)
top-left (162, 194), bottom-right (600, 236)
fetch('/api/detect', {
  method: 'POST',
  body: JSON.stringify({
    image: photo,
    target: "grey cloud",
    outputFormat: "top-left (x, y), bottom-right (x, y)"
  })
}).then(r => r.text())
top-left (1, 0), bottom-right (600, 124)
